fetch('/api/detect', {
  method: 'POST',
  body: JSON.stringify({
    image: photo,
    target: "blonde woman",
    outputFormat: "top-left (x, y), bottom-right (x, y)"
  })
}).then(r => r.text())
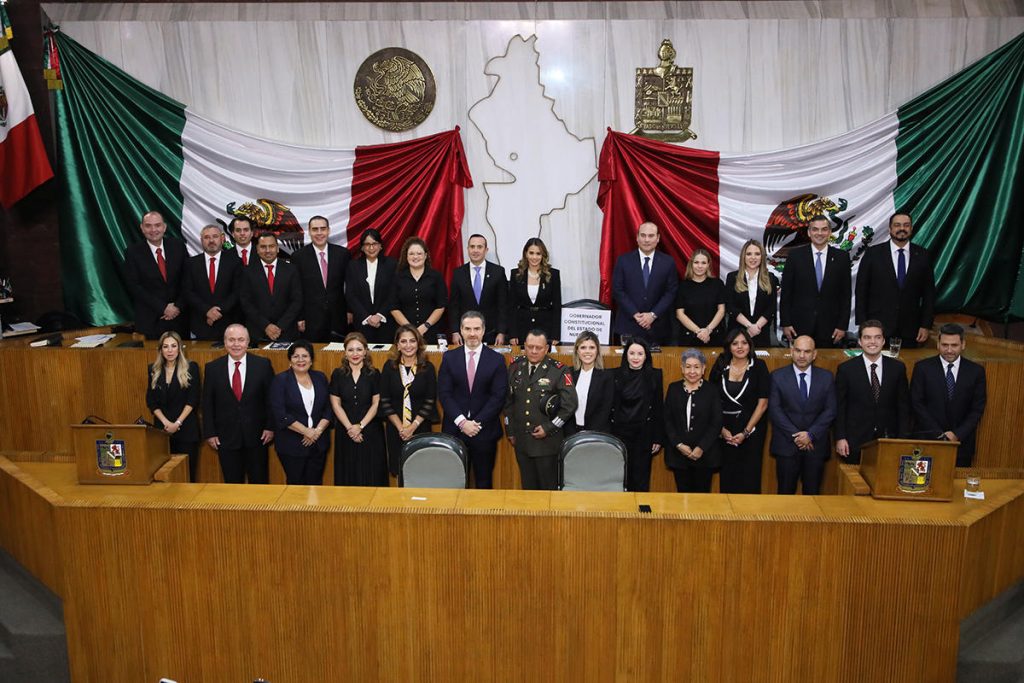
top-left (329, 332), bottom-right (386, 486)
top-left (724, 239), bottom-right (779, 348)
top-left (146, 331), bottom-right (201, 481)
top-left (509, 238), bottom-right (562, 345)
top-left (566, 330), bottom-right (612, 435)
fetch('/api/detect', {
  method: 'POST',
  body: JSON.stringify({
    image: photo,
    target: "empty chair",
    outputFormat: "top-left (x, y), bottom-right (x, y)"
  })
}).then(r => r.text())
top-left (400, 432), bottom-right (468, 489)
top-left (559, 430), bottom-right (628, 492)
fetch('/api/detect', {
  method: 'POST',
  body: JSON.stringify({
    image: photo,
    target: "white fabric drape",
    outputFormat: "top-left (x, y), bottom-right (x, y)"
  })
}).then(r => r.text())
top-left (43, 2), bottom-right (1024, 301)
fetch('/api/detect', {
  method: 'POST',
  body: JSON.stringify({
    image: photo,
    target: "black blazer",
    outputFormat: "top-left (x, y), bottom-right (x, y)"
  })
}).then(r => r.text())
top-left (345, 255), bottom-right (398, 344)
top-left (855, 242), bottom-right (936, 343)
top-left (663, 380), bottom-right (722, 469)
top-left (240, 259), bottom-right (303, 341)
top-left (724, 270), bottom-right (779, 348)
top-left (145, 360), bottom-right (201, 442)
top-left (202, 354), bottom-right (275, 449)
top-left (834, 355), bottom-right (911, 459)
top-left (294, 243), bottom-right (350, 342)
top-left (448, 261), bottom-right (509, 341)
top-left (182, 251), bottom-right (243, 341)
top-left (268, 369), bottom-right (331, 458)
top-left (566, 367), bottom-right (613, 434)
top-left (509, 268), bottom-right (562, 343)
top-left (123, 237), bottom-right (188, 338)
top-left (378, 361), bottom-right (439, 427)
top-left (779, 245), bottom-right (851, 344)
top-left (910, 355), bottom-right (987, 466)
top-left (610, 367), bottom-right (665, 445)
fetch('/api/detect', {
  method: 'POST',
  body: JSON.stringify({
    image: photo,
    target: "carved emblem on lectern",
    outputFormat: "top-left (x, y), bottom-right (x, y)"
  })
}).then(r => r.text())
top-left (632, 39), bottom-right (696, 142)
top-left (96, 433), bottom-right (127, 476)
top-left (897, 448), bottom-right (931, 494)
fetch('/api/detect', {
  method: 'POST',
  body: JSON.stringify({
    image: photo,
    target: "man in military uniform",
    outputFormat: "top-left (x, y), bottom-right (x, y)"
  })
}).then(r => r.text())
top-left (505, 329), bottom-right (578, 490)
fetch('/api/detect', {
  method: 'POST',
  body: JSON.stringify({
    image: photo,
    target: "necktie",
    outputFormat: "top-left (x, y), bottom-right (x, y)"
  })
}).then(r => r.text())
top-left (467, 350), bottom-right (477, 392)
top-left (815, 251), bottom-right (823, 291)
top-left (799, 372), bottom-right (808, 402)
top-left (266, 264), bottom-right (275, 294)
top-left (208, 257), bottom-right (216, 293)
top-left (241, 248), bottom-right (248, 266)
top-left (870, 363), bottom-right (880, 403)
top-left (946, 362), bottom-right (955, 399)
top-left (319, 251), bottom-right (328, 288)
top-left (529, 364), bottom-right (536, 378)
top-left (897, 248), bottom-right (907, 288)
top-left (402, 365), bottom-right (415, 424)
top-left (642, 256), bottom-right (651, 288)
top-left (473, 266), bottom-right (483, 304)
top-left (156, 247), bottom-right (167, 282)
top-left (232, 361), bottom-right (242, 401)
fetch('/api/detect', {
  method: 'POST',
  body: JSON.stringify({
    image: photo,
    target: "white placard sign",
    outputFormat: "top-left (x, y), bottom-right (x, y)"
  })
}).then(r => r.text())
top-left (560, 308), bottom-right (612, 345)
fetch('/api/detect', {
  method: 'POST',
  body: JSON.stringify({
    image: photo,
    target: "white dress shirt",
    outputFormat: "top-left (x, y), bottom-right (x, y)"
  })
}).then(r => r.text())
top-left (574, 367), bottom-right (593, 427)
top-left (890, 240), bottom-right (911, 273)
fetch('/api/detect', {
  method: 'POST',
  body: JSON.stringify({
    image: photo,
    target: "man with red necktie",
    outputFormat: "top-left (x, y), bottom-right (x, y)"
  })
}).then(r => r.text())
top-left (123, 210), bottom-right (187, 339)
top-left (240, 232), bottom-right (303, 342)
top-left (202, 324), bottom-right (275, 483)
top-left (182, 223), bottom-right (243, 340)
top-left (228, 217), bottom-right (255, 267)
top-left (293, 215), bottom-right (350, 342)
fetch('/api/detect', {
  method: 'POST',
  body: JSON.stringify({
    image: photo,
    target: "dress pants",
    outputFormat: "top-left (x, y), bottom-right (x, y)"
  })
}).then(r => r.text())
top-left (672, 467), bottom-right (713, 493)
top-left (515, 450), bottom-right (559, 490)
top-left (455, 434), bottom-right (500, 489)
top-left (774, 452), bottom-right (826, 495)
top-left (277, 450), bottom-right (326, 485)
top-left (615, 424), bottom-right (654, 492)
top-left (719, 431), bottom-right (765, 494)
top-left (217, 444), bottom-right (269, 484)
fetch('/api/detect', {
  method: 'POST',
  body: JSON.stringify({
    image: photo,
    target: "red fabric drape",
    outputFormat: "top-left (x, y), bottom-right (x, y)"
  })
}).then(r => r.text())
top-left (596, 129), bottom-right (720, 305)
top-left (348, 128), bottom-right (473, 283)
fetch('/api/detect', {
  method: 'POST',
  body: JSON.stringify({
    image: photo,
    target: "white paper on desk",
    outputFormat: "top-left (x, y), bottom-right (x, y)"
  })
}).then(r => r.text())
top-left (755, 350), bottom-right (770, 357)
top-left (71, 334), bottom-right (115, 348)
top-left (322, 342), bottom-right (347, 352)
top-left (7, 322), bottom-right (41, 333)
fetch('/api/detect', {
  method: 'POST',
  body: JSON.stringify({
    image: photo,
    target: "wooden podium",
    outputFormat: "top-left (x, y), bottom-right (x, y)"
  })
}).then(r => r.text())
top-left (71, 424), bottom-right (170, 485)
top-left (859, 438), bottom-right (958, 502)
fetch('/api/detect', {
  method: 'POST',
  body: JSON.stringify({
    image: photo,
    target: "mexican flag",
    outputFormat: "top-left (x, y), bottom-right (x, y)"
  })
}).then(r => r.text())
top-left (52, 31), bottom-right (472, 327)
top-left (0, 33), bottom-right (54, 208)
top-left (599, 31), bottom-right (1024, 321)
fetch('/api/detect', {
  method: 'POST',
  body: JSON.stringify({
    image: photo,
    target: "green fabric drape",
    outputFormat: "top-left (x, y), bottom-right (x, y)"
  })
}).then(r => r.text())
top-left (895, 32), bottom-right (1024, 322)
top-left (55, 32), bottom-right (187, 326)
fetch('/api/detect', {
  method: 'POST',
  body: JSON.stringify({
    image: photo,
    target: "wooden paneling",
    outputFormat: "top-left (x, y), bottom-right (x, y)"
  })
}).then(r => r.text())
top-left (0, 456), bottom-right (63, 595)
top-left (1, 340), bottom-right (1022, 490)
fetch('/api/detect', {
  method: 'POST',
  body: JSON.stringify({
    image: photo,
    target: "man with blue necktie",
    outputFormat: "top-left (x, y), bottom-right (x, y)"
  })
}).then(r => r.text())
top-left (448, 234), bottom-right (508, 346)
top-left (780, 215), bottom-right (852, 349)
top-left (855, 211), bottom-right (936, 349)
top-left (611, 221), bottom-right (679, 345)
top-left (768, 335), bottom-right (837, 494)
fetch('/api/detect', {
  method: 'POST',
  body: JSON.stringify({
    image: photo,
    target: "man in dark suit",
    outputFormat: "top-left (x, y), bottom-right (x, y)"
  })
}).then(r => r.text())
top-left (910, 323), bottom-right (987, 467)
top-left (835, 320), bottom-right (911, 464)
top-left (449, 234), bottom-right (508, 346)
top-left (182, 224), bottom-right (243, 341)
top-left (123, 210), bottom-right (187, 339)
top-left (437, 311), bottom-right (510, 488)
top-left (294, 215), bottom-right (349, 342)
top-left (228, 217), bottom-right (255, 267)
top-left (611, 221), bottom-right (679, 344)
top-left (855, 211), bottom-right (936, 348)
top-left (780, 215), bottom-right (852, 348)
top-left (202, 324), bottom-right (275, 483)
top-left (768, 335), bottom-right (837, 494)
top-left (240, 232), bottom-right (303, 342)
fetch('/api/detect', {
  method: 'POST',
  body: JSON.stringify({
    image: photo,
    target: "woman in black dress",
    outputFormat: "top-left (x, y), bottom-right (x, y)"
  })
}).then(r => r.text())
top-left (379, 324), bottom-right (438, 476)
top-left (509, 238), bottom-right (562, 345)
top-left (566, 330), bottom-right (613, 435)
top-left (610, 338), bottom-right (664, 492)
top-left (345, 228), bottom-right (398, 345)
top-left (708, 328), bottom-right (770, 494)
top-left (675, 248), bottom-right (726, 347)
top-left (388, 236), bottom-right (448, 342)
top-left (146, 331), bottom-right (201, 482)
top-left (329, 332), bottom-right (387, 486)
top-left (664, 348), bottom-right (722, 493)
top-left (724, 239), bottom-right (779, 348)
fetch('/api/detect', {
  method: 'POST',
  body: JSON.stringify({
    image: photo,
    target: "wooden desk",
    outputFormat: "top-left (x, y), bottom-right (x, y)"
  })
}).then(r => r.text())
top-left (1, 454), bottom-right (1020, 683)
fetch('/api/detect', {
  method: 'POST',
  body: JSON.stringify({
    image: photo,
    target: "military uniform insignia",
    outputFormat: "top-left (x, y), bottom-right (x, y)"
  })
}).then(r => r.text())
top-left (538, 378), bottom-right (551, 388)
top-left (96, 434), bottom-right (127, 476)
top-left (897, 448), bottom-right (932, 494)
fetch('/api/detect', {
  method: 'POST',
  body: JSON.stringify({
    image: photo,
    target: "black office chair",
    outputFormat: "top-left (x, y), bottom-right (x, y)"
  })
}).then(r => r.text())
top-left (558, 430), bottom-right (628, 492)
top-left (562, 298), bottom-right (609, 311)
top-left (399, 432), bottom-right (469, 489)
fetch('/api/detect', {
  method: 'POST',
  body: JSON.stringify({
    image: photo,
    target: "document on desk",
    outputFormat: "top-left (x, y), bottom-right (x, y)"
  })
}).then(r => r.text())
top-left (71, 334), bottom-right (116, 348)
